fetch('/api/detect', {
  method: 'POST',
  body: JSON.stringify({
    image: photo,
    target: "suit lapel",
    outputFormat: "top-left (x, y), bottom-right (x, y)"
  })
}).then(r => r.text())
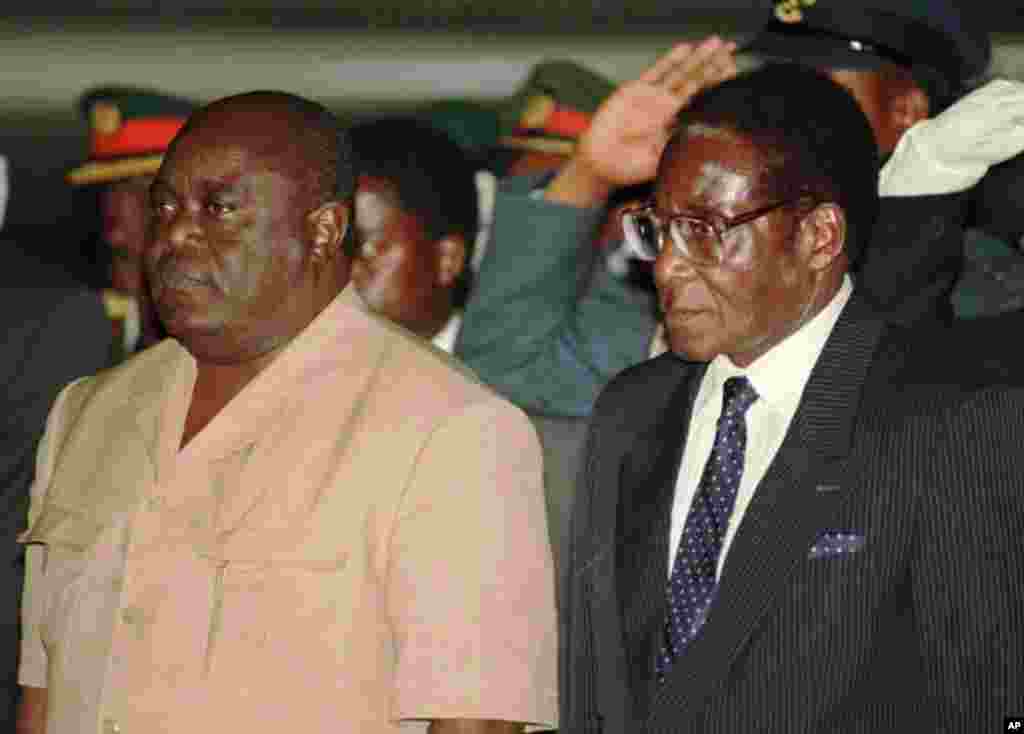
top-left (646, 296), bottom-right (885, 729)
top-left (616, 360), bottom-right (705, 712)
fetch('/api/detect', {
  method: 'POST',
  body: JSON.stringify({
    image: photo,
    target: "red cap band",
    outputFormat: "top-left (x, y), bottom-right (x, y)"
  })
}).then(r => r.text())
top-left (91, 116), bottom-right (187, 159)
top-left (515, 103), bottom-right (592, 141)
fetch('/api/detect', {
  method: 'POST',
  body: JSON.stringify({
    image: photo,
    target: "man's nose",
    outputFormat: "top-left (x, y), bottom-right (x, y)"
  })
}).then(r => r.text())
top-left (104, 215), bottom-right (128, 248)
top-left (653, 246), bottom-right (699, 289)
top-left (162, 206), bottom-right (202, 252)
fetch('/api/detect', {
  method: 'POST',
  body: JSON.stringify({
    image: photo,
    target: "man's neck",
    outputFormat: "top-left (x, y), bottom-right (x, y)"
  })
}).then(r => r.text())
top-left (181, 346), bottom-right (284, 449)
top-left (177, 282), bottom-right (344, 447)
top-left (411, 295), bottom-right (457, 341)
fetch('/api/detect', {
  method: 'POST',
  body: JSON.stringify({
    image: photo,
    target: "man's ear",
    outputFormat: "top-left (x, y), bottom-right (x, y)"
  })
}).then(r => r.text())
top-left (435, 234), bottom-right (467, 288)
top-left (798, 203), bottom-right (846, 272)
top-left (888, 84), bottom-right (930, 139)
top-left (307, 200), bottom-right (351, 265)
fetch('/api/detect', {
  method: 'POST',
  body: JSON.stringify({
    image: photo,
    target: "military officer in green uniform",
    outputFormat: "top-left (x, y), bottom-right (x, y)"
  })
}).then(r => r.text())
top-left (67, 86), bottom-right (195, 362)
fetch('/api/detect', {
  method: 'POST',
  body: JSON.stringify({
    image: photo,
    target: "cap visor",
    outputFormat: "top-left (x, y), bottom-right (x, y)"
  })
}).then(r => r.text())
top-left (496, 136), bottom-right (575, 155)
top-left (67, 154), bottom-right (165, 186)
top-left (741, 30), bottom-right (888, 72)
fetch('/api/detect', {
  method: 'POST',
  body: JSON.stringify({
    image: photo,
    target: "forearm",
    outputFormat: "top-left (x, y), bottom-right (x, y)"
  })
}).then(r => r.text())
top-left (544, 156), bottom-right (615, 209)
top-left (878, 79), bottom-right (1024, 198)
top-left (462, 264), bottom-right (658, 417)
top-left (428, 719), bottom-right (524, 734)
top-left (16, 686), bottom-right (46, 734)
top-left (456, 176), bottom-right (605, 385)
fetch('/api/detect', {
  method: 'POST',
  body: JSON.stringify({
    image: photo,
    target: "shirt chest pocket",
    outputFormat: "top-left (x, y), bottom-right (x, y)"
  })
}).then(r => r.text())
top-left (195, 531), bottom-right (354, 679)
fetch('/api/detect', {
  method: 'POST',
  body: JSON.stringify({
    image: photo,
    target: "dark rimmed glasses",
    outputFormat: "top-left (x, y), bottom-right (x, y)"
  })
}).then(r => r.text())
top-left (621, 197), bottom-right (811, 266)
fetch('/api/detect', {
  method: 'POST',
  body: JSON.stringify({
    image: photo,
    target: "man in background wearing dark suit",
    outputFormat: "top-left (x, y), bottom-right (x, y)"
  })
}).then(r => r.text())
top-left (560, 65), bottom-right (1023, 733)
top-left (1, 155), bottom-right (112, 732)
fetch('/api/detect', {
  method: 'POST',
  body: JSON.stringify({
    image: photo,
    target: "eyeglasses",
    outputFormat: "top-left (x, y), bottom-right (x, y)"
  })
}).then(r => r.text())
top-left (620, 197), bottom-right (810, 266)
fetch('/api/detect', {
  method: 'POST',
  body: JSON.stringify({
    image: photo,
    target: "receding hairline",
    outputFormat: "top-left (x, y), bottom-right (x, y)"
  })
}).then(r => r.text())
top-left (191, 90), bottom-right (332, 124)
top-left (663, 122), bottom-right (784, 200)
top-left (169, 90), bottom-right (345, 205)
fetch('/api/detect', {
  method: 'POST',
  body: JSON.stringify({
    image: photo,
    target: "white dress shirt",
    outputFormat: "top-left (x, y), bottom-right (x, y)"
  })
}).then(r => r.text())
top-left (471, 170), bottom-right (496, 272)
top-left (668, 275), bottom-right (854, 577)
top-left (431, 311), bottom-right (463, 354)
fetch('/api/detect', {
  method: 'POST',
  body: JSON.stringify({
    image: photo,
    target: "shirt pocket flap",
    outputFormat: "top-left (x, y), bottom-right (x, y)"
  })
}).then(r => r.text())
top-left (19, 504), bottom-right (104, 550)
top-left (196, 527), bottom-right (349, 571)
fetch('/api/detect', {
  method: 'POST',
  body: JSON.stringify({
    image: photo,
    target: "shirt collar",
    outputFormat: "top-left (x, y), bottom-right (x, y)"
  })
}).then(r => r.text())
top-left (431, 311), bottom-right (463, 354)
top-left (706, 275), bottom-right (853, 409)
top-left (171, 283), bottom-right (383, 458)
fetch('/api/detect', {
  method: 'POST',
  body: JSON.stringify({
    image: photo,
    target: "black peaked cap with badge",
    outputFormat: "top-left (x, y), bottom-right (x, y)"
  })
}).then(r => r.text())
top-left (743, 0), bottom-right (991, 108)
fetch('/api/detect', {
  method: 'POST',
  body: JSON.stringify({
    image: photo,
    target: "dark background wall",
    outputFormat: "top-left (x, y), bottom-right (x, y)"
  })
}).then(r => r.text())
top-left (2, 3), bottom-right (1022, 282)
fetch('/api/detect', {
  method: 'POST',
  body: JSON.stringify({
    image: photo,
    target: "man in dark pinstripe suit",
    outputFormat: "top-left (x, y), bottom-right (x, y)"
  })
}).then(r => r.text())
top-left (560, 64), bottom-right (1023, 734)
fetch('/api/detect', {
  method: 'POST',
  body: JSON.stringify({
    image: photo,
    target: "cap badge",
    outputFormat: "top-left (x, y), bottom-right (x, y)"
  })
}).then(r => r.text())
top-left (520, 94), bottom-right (555, 130)
top-left (90, 101), bottom-right (122, 136)
top-left (774, 0), bottom-right (816, 24)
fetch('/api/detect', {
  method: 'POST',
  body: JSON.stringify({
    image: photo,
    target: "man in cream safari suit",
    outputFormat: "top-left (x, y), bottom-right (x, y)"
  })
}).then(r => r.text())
top-left (18, 91), bottom-right (557, 734)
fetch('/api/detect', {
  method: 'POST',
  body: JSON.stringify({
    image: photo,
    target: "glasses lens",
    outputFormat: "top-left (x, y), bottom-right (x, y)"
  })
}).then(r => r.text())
top-left (669, 217), bottom-right (720, 265)
top-left (621, 211), bottom-right (660, 261)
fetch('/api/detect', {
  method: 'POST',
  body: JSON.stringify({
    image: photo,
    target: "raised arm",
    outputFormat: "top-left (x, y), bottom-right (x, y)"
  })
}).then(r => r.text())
top-left (546, 38), bottom-right (737, 208)
top-left (456, 40), bottom-right (736, 416)
top-left (861, 79), bottom-right (1024, 324)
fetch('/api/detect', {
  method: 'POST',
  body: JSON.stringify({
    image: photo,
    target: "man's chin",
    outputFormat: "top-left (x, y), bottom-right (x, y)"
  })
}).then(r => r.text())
top-left (665, 324), bottom-right (722, 363)
top-left (159, 308), bottom-right (225, 345)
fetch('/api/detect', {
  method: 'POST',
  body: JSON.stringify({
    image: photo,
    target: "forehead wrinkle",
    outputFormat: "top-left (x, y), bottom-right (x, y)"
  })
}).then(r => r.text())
top-left (658, 128), bottom-right (757, 206)
top-left (176, 103), bottom-right (313, 187)
top-left (685, 123), bottom-right (741, 142)
top-left (703, 136), bottom-right (782, 205)
top-left (692, 161), bottom-right (755, 206)
top-left (162, 133), bottom-right (306, 214)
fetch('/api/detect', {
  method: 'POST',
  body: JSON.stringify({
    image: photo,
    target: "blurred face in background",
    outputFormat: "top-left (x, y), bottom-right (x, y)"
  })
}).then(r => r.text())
top-left (825, 67), bottom-right (929, 154)
top-left (351, 175), bottom-right (464, 339)
top-left (101, 175), bottom-right (153, 295)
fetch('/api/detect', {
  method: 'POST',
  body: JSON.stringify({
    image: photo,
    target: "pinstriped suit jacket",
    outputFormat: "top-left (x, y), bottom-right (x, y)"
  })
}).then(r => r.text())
top-left (560, 294), bottom-right (1024, 733)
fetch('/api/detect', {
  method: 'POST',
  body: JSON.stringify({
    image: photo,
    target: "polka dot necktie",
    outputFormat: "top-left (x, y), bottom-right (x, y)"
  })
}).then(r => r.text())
top-left (656, 375), bottom-right (759, 682)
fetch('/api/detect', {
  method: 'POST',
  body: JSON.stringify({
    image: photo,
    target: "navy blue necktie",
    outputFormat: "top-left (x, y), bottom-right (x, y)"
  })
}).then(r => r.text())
top-left (656, 375), bottom-right (759, 681)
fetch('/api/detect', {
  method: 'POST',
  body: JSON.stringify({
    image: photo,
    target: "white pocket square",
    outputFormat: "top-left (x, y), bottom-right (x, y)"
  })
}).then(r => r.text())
top-left (808, 531), bottom-right (866, 559)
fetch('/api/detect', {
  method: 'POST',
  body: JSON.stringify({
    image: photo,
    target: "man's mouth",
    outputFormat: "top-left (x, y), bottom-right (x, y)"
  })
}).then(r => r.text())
top-left (665, 309), bottom-right (707, 324)
top-left (157, 267), bottom-right (211, 292)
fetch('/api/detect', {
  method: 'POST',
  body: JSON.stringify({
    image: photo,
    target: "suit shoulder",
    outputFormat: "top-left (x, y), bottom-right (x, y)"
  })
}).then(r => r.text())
top-left (867, 319), bottom-right (1024, 421)
top-left (365, 310), bottom-right (514, 410)
top-left (594, 352), bottom-right (691, 416)
top-left (70, 339), bottom-right (182, 405)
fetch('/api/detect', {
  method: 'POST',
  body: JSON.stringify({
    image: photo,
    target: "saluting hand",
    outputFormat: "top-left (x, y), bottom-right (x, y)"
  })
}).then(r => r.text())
top-left (546, 37), bottom-right (738, 207)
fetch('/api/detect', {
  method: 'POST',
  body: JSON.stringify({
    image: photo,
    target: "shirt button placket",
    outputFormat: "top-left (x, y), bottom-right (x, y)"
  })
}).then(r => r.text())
top-left (101, 491), bottom-right (157, 734)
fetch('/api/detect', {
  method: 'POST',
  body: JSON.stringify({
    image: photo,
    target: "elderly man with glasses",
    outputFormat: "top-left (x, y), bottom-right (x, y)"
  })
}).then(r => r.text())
top-left (456, 25), bottom-right (1024, 419)
top-left (560, 62), bottom-right (1023, 734)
